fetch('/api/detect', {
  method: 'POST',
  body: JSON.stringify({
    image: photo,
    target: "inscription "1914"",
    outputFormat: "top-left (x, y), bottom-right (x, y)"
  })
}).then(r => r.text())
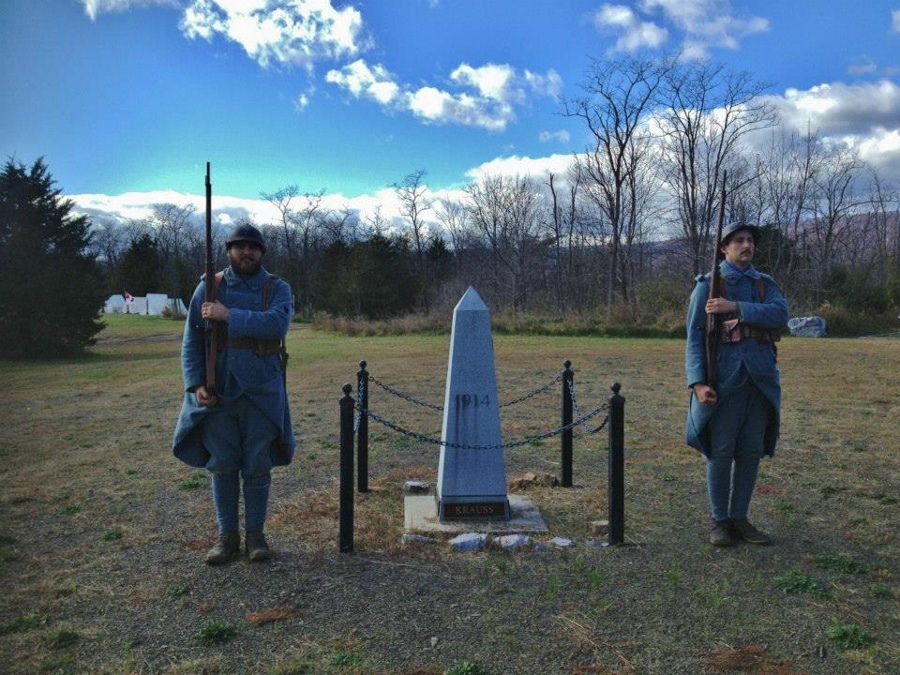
top-left (455, 393), bottom-right (491, 408)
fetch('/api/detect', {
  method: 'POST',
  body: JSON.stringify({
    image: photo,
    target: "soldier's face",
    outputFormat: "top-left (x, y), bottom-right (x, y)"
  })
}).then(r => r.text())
top-left (227, 241), bottom-right (263, 275)
top-left (721, 231), bottom-right (755, 269)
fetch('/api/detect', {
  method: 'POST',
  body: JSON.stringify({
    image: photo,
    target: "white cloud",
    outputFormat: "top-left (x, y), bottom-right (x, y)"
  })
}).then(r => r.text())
top-left (465, 153), bottom-right (577, 184)
top-left (81, 0), bottom-right (176, 21)
top-left (178, 0), bottom-right (367, 71)
top-left (753, 79), bottom-right (900, 179)
top-left (773, 80), bottom-right (900, 135)
top-left (326, 59), bottom-right (560, 132)
top-left (451, 63), bottom-right (516, 101)
top-left (325, 59), bottom-right (401, 104)
top-left (848, 56), bottom-right (879, 76)
top-left (539, 130), bottom-right (571, 143)
top-left (893, 10), bottom-right (900, 34)
top-left (595, 0), bottom-right (767, 58)
top-left (593, 5), bottom-right (668, 52)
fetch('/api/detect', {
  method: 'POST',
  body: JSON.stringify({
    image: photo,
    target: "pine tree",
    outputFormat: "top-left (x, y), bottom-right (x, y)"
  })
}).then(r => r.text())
top-left (0, 157), bottom-right (105, 358)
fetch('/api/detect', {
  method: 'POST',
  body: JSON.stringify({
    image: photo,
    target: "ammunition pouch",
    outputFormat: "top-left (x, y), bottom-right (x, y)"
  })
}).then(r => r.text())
top-left (720, 321), bottom-right (781, 344)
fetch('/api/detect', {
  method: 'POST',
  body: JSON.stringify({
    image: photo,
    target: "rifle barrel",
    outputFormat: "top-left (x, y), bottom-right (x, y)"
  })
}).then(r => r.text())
top-left (705, 171), bottom-right (727, 386)
top-left (204, 162), bottom-right (217, 395)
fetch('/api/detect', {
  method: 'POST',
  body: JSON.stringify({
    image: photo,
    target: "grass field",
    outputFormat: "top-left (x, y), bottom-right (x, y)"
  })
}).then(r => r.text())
top-left (0, 314), bottom-right (898, 674)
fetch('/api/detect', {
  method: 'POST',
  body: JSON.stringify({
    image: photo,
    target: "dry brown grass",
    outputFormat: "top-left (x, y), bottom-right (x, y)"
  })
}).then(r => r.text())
top-left (0, 316), bottom-right (898, 674)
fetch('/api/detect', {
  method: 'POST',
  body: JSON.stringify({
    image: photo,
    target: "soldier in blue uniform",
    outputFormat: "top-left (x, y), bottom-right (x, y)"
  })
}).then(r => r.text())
top-left (173, 224), bottom-right (294, 564)
top-left (685, 222), bottom-right (788, 547)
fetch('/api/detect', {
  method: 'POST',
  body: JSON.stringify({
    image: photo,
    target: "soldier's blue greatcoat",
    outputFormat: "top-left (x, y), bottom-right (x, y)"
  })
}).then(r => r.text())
top-left (172, 265), bottom-right (295, 469)
top-left (685, 261), bottom-right (789, 458)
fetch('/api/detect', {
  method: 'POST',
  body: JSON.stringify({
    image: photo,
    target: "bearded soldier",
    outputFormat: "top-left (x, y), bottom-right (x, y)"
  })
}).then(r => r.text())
top-left (173, 223), bottom-right (294, 564)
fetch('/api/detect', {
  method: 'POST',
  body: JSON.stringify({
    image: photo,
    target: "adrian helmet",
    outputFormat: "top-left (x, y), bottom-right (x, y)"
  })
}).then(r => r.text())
top-left (721, 221), bottom-right (761, 246)
top-left (225, 223), bottom-right (266, 253)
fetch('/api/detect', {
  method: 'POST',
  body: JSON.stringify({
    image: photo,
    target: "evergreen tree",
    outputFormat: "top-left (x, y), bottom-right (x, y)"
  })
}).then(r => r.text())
top-left (0, 157), bottom-right (105, 358)
top-left (117, 233), bottom-right (165, 296)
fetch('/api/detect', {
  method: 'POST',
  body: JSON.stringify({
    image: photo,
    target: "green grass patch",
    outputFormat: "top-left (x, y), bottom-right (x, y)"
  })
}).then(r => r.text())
top-left (446, 662), bottom-right (491, 675)
top-left (813, 553), bottom-right (871, 574)
top-left (195, 620), bottom-right (240, 646)
top-left (774, 569), bottom-right (830, 598)
top-left (1, 612), bottom-right (49, 634)
top-left (102, 527), bottom-right (124, 541)
top-left (178, 472), bottom-right (207, 490)
top-left (826, 623), bottom-right (877, 650)
top-left (46, 628), bottom-right (82, 649)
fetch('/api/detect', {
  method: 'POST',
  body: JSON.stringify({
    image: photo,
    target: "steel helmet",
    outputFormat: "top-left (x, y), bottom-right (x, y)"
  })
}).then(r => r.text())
top-left (225, 223), bottom-right (266, 253)
top-left (721, 221), bottom-right (760, 246)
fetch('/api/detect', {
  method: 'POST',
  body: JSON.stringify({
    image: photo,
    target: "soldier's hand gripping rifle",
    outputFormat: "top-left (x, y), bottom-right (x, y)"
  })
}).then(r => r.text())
top-left (204, 162), bottom-right (218, 398)
top-left (705, 172), bottom-right (727, 387)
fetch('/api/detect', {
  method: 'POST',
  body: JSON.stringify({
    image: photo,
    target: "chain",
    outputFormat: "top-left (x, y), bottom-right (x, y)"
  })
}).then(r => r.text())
top-left (368, 375), bottom-right (443, 410)
top-left (358, 402), bottom-right (608, 452)
top-left (367, 372), bottom-right (564, 411)
top-left (567, 377), bottom-right (609, 434)
top-left (354, 376), bottom-right (367, 433)
top-left (499, 373), bottom-right (562, 408)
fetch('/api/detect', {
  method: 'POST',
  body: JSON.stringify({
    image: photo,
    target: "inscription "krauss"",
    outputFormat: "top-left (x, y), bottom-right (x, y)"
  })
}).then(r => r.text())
top-left (443, 502), bottom-right (505, 519)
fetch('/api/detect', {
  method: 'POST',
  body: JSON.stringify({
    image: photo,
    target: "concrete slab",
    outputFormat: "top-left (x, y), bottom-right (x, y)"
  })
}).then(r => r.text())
top-left (405, 494), bottom-right (548, 534)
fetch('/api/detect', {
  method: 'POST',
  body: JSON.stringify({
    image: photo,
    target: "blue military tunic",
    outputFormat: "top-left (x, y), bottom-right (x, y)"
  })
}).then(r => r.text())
top-left (173, 265), bottom-right (295, 469)
top-left (685, 261), bottom-right (788, 457)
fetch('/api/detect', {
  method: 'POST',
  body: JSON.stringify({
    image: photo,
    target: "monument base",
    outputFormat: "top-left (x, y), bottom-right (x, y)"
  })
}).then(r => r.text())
top-left (405, 494), bottom-right (548, 534)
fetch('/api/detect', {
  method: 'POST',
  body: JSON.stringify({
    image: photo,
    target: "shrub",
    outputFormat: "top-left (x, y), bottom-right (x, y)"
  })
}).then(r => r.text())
top-left (826, 623), bottom-right (877, 650)
top-left (814, 304), bottom-right (899, 337)
top-left (195, 620), bottom-right (239, 645)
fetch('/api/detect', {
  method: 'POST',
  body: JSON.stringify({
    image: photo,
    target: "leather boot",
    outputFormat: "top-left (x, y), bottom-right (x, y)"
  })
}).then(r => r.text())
top-left (245, 530), bottom-right (271, 562)
top-left (205, 531), bottom-right (240, 565)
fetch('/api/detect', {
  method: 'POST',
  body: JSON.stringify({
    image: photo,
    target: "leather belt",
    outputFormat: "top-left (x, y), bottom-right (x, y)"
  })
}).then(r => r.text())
top-left (720, 323), bottom-right (780, 344)
top-left (225, 337), bottom-right (282, 355)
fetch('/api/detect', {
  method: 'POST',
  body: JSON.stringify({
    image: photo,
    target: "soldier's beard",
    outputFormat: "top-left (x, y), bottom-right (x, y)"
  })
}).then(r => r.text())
top-left (230, 254), bottom-right (262, 276)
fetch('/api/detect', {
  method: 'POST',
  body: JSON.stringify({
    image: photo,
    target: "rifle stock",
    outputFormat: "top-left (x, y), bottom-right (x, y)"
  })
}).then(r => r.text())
top-left (204, 162), bottom-right (218, 396)
top-left (705, 171), bottom-right (727, 387)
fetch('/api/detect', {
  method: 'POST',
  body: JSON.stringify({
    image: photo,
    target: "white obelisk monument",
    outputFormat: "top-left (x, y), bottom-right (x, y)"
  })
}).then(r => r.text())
top-left (436, 287), bottom-right (510, 521)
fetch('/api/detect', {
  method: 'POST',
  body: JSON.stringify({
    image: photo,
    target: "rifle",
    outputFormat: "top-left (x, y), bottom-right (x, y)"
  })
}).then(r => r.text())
top-left (204, 162), bottom-right (218, 396)
top-left (705, 171), bottom-right (727, 387)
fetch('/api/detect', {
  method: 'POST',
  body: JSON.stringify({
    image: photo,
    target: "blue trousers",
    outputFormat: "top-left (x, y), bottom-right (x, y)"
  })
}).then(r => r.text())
top-left (200, 395), bottom-right (277, 533)
top-left (706, 371), bottom-right (768, 522)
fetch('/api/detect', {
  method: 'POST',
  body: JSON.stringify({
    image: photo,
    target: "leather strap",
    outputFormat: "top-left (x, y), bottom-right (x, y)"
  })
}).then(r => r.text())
top-left (226, 336), bottom-right (282, 355)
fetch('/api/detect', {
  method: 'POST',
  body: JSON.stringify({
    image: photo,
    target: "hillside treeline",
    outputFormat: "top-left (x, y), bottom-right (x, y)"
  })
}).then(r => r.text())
top-left (61, 56), bottom-right (900, 335)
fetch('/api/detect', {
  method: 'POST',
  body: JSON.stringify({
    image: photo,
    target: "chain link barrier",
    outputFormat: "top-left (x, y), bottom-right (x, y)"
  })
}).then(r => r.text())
top-left (358, 401), bottom-right (608, 451)
top-left (354, 375), bottom-right (367, 433)
top-left (354, 369), bottom-right (609, 451)
top-left (567, 376), bottom-right (610, 434)
top-left (367, 375), bottom-right (443, 411)
top-left (367, 372), bottom-right (564, 411)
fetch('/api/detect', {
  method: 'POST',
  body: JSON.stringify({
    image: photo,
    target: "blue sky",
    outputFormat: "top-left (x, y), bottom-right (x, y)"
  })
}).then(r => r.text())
top-left (2, 1), bottom-right (899, 224)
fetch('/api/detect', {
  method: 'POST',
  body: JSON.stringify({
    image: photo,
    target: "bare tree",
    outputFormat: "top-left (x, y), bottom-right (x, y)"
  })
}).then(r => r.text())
top-left (261, 186), bottom-right (330, 317)
top-left (865, 168), bottom-right (900, 284)
top-left (146, 203), bottom-right (197, 298)
top-left (804, 144), bottom-right (867, 303)
top-left (434, 197), bottom-right (470, 255)
top-left (658, 60), bottom-right (777, 275)
top-left (543, 168), bottom-right (584, 318)
top-left (564, 54), bottom-right (670, 310)
top-left (464, 173), bottom-right (544, 310)
top-left (393, 169), bottom-right (434, 311)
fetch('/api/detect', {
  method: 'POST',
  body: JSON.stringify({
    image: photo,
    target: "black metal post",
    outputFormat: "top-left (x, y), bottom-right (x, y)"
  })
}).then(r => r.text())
top-left (356, 360), bottom-right (369, 493)
top-left (339, 383), bottom-right (354, 553)
top-left (608, 382), bottom-right (625, 545)
top-left (561, 360), bottom-right (573, 487)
